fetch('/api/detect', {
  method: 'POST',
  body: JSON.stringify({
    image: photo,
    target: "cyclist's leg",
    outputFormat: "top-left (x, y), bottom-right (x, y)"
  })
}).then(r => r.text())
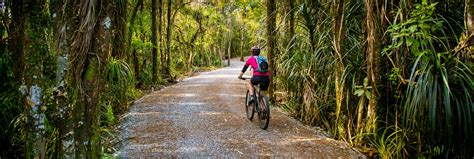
top-left (247, 80), bottom-right (254, 95)
top-left (249, 76), bottom-right (260, 95)
top-left (259, 76), bottom-right (270, 95)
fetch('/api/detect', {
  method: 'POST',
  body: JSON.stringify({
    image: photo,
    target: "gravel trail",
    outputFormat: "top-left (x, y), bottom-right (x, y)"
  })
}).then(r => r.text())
top-left (115, 58), bottom-right (363, 158)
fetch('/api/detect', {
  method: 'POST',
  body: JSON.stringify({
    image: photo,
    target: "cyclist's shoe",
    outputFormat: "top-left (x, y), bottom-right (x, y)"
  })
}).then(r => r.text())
top-left (246, 96), bottom-right (254, 106)
top-left (248, 96), bottom-right (255, 104)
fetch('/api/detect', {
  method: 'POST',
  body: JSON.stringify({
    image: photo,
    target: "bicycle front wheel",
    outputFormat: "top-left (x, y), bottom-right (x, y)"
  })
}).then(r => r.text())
top-left (257, 95), bottom-right (270, 130)
top-left (245, 90), bottom-right (255, 120)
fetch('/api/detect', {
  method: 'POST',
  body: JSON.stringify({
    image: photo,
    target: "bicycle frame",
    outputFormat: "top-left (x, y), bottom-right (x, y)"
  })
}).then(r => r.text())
top-left (240, 76), bottom-right (270, 129)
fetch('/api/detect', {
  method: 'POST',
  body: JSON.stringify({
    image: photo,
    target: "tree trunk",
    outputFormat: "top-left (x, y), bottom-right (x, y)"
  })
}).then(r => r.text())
top-left (187, 14), bottom-right (202, 68)
top-left (25, 1), bottom-right (51, 157)
top-left (128, 0), bottom-right (143, 83)
top-left (165, 0), bottom-right (172, 77)
top-left (69, 0), bottom-right (101, 157)
top-left (127, 0), bottom-right (143, 55)
top-left (152, 0), bottom-right (159, 82)
top-left (332, 0), bottom-right (344, 64)
top-left (227, 35), bottom-right (231, 66)
top-left (288, 0), bottom-right (295, 42)
top-left (133, 49), bottom-right (140, 84)
top-left (112, 0), bottom-right (126, 58)
top-left (228, 37), bottom-right (231, 66)
top-left (266, 0), bottom-right (276, 101)
top-left (50, 0), bottom-right (74, 156)
top-left (88, 0), bottom-right (111, 155)
top-left (466, 0), bottom-right (474, 46)
top-left (159, 0), bottom-right (164, 74)
top-left (9, 0), bottom-right (25, 83)
top-left (364, 0), bottom-right (378, 133)
top-left (240, 24), bottom-right (244, 62)
top-left (285, 0), bottom-right (295, 52)
top-left (240, 11), bottom-right (245, 62)
top-left (332, 0), bottom-right (346, 139)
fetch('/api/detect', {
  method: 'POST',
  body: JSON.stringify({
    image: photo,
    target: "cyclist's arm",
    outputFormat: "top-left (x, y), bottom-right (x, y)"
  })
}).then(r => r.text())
top-left (239, 65), bottom-right (249, 78)
top-left (239, 59), bottom-right (251, 78)
top-left (241, 65), bottom-right (249, 74)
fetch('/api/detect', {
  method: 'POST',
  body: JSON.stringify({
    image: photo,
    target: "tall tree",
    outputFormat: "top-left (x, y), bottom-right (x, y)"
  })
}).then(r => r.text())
top-left (69, 0), bottom-right (104, 157)
top-left (165, 0), bottom-right (172, 77)
top-left (466, 0), bottom-right (474, 46)
top-left (332, 0), bottom-right (344, 64)
top-left (112, 0), bottom-right (127, 58)
top-left (159, 0), bottom-right (165, 74)
top-left (128, 0), bottom-right (143, 81)
top-left (128, 0), bottom-right (143, 53)
top-left (25, 1), bottom-right (50, 157)
top-left (332, 0), bottom-right (346, 139)
top-left (9, 0), bottom-right (25, 83)
top-left (240, 8), bottom-right (246, 62)
top-left (266, 0), bottom-right (276, 101)
top-left (152, 0), bottom-right (159, 82)
top-left (286, 0), bottom-right (295, 43)
top-left (227, 2), bottom-right (233, 67)
top-left (50, 0), bottom-right (75, 156)
top-left (364, 0), bottom-right (379, 133)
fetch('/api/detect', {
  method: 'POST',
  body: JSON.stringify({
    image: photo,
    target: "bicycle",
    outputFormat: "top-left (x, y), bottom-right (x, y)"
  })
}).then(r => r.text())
top-left (239, 76), bottom-right (270, 130)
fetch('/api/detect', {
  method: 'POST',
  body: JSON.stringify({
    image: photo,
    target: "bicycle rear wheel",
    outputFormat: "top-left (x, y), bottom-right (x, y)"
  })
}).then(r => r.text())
top-left (257, 95), bottom-right (270, 130)
top-left (245, 90), bottom-right (255, 120)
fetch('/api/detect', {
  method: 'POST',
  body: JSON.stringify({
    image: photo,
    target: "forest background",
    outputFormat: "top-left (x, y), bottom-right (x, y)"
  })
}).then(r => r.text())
top-left (0, 0), bottom-right (473, 158)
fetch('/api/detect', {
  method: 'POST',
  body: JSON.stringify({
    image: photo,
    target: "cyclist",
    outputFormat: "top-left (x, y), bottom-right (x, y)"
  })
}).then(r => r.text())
top-left (238, 46), bottom-right (270, 103)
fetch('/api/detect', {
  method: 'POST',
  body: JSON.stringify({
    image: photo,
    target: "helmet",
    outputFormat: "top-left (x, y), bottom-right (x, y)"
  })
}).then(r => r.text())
top-left (251, 46), bottom-right (260, 55)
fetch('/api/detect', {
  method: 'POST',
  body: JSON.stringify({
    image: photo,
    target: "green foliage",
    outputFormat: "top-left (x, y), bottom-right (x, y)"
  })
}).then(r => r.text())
top-left (353, 78), bottom-right (372, 100)
top-left (0, 88), bottom-right (24, 158)
top-left (1, 0), bottom-right (471, 157)
top-left (278, 2), bottom-right (336, 129)
top-left (369, 126), bottom-right (407, 159)
top-left (106, 58), bottom-right (135, 115)
top-left (384, 1), bottom-right (474, 156)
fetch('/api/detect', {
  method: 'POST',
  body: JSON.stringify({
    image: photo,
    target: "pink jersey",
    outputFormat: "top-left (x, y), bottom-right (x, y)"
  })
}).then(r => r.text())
top-left (244, 56), bottom-right (270, 76)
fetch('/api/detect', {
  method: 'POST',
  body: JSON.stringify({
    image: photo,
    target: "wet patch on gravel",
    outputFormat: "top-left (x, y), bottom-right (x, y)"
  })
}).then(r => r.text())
top-left (114, 58), bottom-right (364, 158)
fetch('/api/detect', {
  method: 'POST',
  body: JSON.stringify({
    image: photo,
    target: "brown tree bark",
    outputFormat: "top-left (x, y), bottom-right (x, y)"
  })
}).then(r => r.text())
top-left (25, 0), bottom-right (49, 157)
top-left (266, 0), bottom-right (276, 101)
top-left (466, 0), bottom-right (474, 46)
top-left (127, 0), bottom-right (143, 53)
top-left (332, 0), bottom-right (346, 140)
top-left (288, 0), bottom-right (295, 42)
top-left (159, 0), bottom-right (165, 74)
top-left (332, 0), bottom-right (344, 64)
top-left (112, 0), bottom-right (127, 58)
top-left (69, 0), bottom-right (102, 157)
top-left (152, 0), bottom-right (159, 82)
top-left (128, 0), bottom-right (143, 82)
top-left (165, 0), bottom-right (172, 77)
top-left (9, 0), bottom-right (25, 83)
top-left (227, 7), bottom-right (232, 67)
top-left (364, 0), bottom-right (379, 132)
top-left (50, 0), bottom-right (76, 156)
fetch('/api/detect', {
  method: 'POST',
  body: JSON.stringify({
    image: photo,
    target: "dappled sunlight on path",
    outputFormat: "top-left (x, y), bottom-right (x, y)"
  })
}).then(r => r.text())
top-left (115, 58), bottom-right (364, 158)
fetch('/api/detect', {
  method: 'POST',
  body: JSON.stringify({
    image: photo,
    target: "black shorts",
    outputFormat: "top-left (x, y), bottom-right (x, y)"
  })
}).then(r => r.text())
top-left (251, 76), bottom-right (270, 91)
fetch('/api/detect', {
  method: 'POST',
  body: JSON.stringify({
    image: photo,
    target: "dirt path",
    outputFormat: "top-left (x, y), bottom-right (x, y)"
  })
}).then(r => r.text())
top-left (114, 58), bottom-right (363, 158)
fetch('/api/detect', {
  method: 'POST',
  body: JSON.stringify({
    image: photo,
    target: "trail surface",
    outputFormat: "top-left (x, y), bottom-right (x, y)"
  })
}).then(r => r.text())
top-left (115, 58), bottom-right (363, 158)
